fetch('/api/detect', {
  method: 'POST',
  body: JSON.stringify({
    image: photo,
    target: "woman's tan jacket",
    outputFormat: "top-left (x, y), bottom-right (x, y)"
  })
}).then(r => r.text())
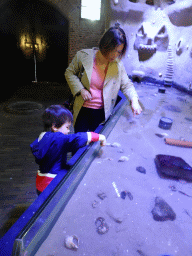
top-left (65, 48), bottom-right (139, 125)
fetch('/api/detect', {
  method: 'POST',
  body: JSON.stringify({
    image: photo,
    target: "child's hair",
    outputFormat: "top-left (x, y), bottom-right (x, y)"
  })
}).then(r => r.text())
top-left (42, 105), bottom-right (73, 131)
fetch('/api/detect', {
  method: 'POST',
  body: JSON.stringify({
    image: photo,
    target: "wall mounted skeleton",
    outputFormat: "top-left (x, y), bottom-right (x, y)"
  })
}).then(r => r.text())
top-left (134, 22), bottom-right (169, 61)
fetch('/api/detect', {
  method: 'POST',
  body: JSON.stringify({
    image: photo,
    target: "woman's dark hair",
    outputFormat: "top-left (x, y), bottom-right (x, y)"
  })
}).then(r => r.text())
top-left (42, 105), bottom-right (73, 131)
top-left (99, 25), bottom-right (128, 58)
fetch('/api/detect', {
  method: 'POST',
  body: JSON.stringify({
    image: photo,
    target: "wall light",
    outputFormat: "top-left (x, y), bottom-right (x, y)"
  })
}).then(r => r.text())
top-left (19, 33), bottom-right (48, 82)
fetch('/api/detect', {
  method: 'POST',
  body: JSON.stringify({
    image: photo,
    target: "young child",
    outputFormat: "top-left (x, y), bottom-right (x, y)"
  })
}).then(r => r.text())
top-left (30, 105), bottom-right (106, 195)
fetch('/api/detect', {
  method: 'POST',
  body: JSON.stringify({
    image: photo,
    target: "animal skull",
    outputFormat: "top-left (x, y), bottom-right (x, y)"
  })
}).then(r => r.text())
top-left (134, 22), bottom-right (169, 60)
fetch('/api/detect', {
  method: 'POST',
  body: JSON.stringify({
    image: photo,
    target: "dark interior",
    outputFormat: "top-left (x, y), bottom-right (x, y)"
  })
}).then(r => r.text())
top-left (0, 0), bottom-right (69, 100)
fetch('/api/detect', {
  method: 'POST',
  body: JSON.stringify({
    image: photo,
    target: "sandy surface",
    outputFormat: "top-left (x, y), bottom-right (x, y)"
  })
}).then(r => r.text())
top-left (36, 84), bottom-right (192, 256)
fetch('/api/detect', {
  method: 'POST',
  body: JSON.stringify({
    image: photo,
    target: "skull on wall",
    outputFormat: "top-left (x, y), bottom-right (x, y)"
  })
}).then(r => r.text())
top-left (134, 22), bottom-right (169, 61)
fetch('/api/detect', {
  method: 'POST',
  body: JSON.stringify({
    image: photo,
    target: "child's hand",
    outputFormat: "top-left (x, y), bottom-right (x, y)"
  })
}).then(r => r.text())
top-left (99, 134), bottom-right (106, 146)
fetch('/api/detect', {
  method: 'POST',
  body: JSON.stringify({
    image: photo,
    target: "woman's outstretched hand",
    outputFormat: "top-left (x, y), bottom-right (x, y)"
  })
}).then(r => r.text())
top-left (131, 98), bottom-right (142, 116)
top-left (80, 88), bottom-right (92, 101)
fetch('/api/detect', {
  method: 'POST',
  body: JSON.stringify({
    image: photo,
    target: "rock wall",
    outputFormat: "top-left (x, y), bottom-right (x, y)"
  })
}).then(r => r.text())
top-left (109, 0), bottom-right (192, 90)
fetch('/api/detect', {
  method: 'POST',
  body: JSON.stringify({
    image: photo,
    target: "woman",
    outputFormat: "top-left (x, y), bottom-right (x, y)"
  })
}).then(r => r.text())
top-left (65, 25), bottom-right (142, 132)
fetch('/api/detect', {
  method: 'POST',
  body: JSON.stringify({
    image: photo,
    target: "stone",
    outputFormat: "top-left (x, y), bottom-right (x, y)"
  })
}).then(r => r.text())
top-left (151, 197), bottom-right (176, 221)
top-left (136, 166), bottom-right (146, 174)
top-left (132, 70), bottom-right (145, 81)
top-left (127, 191), bottom-right (133, 201)
top-left (120, 191), bottom-right (133, 200)
top-left (120, 191), bottom-right (127, 199)
top-left (155, 154), bottom-right (192, 181)
top-left (118, 156), bottom-right (129, 162)
top-left (97, 192), bottom-right (107, 200)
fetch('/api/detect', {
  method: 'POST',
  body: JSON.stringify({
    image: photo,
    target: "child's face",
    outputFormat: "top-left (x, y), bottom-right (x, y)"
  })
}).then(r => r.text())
top-left (52, 121), bottom-right (71, 135)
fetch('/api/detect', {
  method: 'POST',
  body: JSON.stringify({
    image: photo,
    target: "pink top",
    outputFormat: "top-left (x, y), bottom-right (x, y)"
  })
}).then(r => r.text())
top-left (83, 58), bottom-right (108, 109)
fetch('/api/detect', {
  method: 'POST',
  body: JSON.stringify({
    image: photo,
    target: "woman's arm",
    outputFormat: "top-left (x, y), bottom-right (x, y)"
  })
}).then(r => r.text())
top-left (119, 63), bottom-right (142, 115)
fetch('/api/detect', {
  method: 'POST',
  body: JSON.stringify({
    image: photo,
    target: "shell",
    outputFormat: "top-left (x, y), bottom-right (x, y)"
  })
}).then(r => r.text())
top-left (111, 142), bottom-right (121, 148)
top-left (95, 217), bottom-right (109, 235)
top-left (97, 192), bottom-right (107, 200)
top-left (118, 156), bottom-right (129, 162)
top-left (64, 235), bottom-right (79, 250)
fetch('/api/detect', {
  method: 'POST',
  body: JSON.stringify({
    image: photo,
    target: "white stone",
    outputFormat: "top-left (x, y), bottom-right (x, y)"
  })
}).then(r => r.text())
top-left (118, 156), bottom-right (129, 162)
top-left (132, 70), bottom-right (145, 79)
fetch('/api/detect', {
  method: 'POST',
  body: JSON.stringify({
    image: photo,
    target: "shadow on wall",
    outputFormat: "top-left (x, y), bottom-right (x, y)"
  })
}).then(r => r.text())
top-left (0, 0), bottom-right (69, 100)
top-left (129, 0), bottom-right (176, 9)
top-left (168, 4), bottom-right (192, 27)
top-left (111, 9), bottom-right (144, 24)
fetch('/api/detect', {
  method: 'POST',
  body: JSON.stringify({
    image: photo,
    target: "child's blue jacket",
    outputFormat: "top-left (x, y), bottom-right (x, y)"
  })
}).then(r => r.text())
top-left (30, 131), bottom-right (88, 175)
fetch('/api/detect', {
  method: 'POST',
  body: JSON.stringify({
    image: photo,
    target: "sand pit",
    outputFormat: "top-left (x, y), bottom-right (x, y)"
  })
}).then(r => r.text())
top-left (36, 84), bottom-right (192, 256)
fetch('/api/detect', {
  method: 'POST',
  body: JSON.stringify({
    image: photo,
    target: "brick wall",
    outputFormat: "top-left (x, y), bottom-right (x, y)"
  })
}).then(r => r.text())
top-left (55, 0), bottom-right (107, 63)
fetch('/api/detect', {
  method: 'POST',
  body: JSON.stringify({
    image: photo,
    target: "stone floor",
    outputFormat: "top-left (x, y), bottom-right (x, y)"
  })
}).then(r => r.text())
top-left (0, 82), bottom-right (70, 237)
